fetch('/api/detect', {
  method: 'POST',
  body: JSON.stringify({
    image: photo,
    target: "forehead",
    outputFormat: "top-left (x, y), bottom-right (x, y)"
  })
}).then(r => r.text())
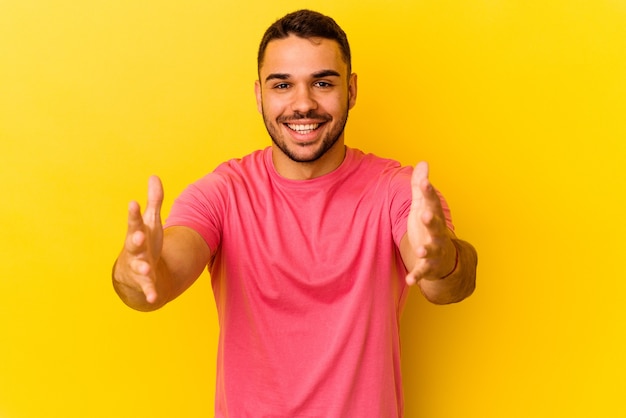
top-left (260, 35), bottom-right (347, 77)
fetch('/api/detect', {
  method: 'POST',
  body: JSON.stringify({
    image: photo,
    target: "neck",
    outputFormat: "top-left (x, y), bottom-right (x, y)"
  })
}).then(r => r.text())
top-left (272, 141), bottom-right (347, 180)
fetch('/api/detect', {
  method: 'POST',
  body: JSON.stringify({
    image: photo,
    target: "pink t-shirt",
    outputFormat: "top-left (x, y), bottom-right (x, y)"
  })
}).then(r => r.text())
top-left (165, 147), bottom-right (453, 417)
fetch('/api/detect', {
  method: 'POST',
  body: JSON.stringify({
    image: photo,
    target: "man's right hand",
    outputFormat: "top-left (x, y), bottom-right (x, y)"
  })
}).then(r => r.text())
top-left (113, 176), bottom-right (165, 306)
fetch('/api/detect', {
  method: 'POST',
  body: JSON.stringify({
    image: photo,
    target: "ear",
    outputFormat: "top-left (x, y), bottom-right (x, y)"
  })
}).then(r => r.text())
top-left (254, 80), bottom-right (263, 114)
top-left (348, 73), bottom-right (358, 110)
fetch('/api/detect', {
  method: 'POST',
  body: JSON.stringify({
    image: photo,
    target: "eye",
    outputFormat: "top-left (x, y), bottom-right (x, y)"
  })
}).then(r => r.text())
top-left (314, 81), bottom-right (333, 88)
top-left (273, 83), bottom-right (290, 90)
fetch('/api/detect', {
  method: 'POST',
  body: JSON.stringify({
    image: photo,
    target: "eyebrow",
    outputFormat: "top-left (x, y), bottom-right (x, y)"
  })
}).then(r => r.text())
top-left (264, 69), bottom-right (342, 83)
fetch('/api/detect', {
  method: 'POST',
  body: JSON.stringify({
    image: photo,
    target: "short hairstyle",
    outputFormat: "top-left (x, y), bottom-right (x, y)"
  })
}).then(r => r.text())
top-left (257, 9), bottom-right (352, 74)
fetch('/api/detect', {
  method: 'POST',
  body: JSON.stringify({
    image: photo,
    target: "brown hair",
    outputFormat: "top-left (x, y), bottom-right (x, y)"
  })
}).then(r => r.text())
top-left (258, 9), bottom-right (352, 74)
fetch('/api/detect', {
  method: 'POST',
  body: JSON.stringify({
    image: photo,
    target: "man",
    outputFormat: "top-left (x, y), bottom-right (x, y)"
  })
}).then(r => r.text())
top-left (113, 9), bottom-right (477, 417)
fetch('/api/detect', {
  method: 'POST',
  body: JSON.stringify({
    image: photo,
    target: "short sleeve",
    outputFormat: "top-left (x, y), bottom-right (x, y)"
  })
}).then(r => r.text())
top-left (164, 172), bottom-right (228, 253)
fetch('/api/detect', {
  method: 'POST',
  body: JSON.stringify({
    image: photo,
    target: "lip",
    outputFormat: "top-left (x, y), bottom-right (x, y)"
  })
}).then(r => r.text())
top-left (283, 121), bottom-right (326, 143)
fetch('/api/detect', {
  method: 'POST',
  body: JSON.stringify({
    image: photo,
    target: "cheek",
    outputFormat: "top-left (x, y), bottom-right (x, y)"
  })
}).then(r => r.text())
top-left (261, 96), bottom-right (286, 117)
top-left (320, 95), bottom-right (348, 115)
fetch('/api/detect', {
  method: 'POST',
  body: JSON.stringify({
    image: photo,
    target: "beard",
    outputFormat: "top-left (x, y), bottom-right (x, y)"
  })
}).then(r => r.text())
top-left (261, 105), bottom-right (350, 163)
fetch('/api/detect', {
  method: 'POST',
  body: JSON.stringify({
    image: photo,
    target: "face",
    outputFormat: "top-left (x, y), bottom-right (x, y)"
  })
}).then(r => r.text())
top-left (255, 35), bottom-right (357, 165)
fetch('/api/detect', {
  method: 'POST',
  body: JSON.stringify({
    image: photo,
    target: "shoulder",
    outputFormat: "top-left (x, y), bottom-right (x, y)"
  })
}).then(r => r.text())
top-left (213, 148), bottom-right (268, 178)
top-left (346, 147), bottom-right (412, 181)
top-left (191, 148), bottom-right (270, 190)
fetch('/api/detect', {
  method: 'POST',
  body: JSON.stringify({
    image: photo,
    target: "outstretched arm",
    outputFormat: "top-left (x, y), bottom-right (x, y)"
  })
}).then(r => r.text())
top-left (112, 176), bottom-right (212, 312)
top-left (400, 162), bottom-right (477, 304)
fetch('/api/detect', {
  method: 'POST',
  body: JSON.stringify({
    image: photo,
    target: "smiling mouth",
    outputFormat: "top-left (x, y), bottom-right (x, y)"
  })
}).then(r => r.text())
top-left (286, 123), bottom-right (321, 135)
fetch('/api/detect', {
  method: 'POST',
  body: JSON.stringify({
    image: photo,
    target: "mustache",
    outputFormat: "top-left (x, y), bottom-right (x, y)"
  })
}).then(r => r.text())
top-left (277, 111), bottom-right (332, 123)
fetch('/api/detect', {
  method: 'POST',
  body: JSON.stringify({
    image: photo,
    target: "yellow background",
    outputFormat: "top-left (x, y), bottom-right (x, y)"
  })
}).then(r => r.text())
top-left (1, 0), bottom-right (624, 417)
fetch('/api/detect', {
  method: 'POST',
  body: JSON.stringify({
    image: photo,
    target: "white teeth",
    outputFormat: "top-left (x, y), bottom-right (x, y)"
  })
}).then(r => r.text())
top-left (287, 123), bottom-right (320, 134)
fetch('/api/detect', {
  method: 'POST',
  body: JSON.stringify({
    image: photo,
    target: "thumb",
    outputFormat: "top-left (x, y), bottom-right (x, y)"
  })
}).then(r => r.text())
top-left (411, 161), bottom-right (430, 205)
top-left (144, 175), bottom-right (164, 225)
top-left (412, 161), bottom-right (429, 187)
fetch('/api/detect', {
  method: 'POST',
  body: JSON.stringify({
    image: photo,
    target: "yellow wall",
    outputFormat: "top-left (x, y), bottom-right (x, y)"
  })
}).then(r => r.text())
top-left (1, 1), bottom-right (624, 417)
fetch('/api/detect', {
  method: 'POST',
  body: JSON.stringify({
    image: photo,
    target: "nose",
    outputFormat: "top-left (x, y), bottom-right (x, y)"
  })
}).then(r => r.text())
top-left (290, 85), bottom-right (318, 114)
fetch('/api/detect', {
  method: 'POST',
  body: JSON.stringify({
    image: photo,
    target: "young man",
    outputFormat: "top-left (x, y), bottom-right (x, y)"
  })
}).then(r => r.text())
top-left (113, 9), bottom-right (477, 417)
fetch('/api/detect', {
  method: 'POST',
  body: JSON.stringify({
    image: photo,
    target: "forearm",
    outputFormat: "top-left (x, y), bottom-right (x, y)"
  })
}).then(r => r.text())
top-left (418, 238), bottom-right (477, 305)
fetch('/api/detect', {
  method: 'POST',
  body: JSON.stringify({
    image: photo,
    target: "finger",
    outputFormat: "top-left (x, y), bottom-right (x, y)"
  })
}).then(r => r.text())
top-left (143, 287), bottom-right (158, 304)
top-left (138, 275), bottom-right (157, 303)
top-left (411, 161), bottom-right (429, 189)
top-left (405, 240), bottom-right (426, 285)
top-left (144, 175), bottom-right (164, 225)
top-left (406, 272), bottom-right (417, 286)
top-left (412, 162), bottom-right (446, 231)
top-left (130, 257), bottom-right (151, 276)
top-left (410, 162), bottom-right (441, 220)
top-left (127, 200), bottom-right (143, 230)
top-left (406, 254), bottom-right (438, 286)
top-left (130, 270), bottom-right (158, 304)
top-left (413, 161), bottom-right (440, 203)
top-left (406, 261), bottom-right (428, 286)
top-left (420, 207), bottom-right (434, 225)
top-left (124, 230), bottom-right (146, 255)
top-left (127, 259), bottom-right (158, 303)
top-left (410, 161), bottom-right (429, 206)
top-left (125, 201), bottom-right (146, 253)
